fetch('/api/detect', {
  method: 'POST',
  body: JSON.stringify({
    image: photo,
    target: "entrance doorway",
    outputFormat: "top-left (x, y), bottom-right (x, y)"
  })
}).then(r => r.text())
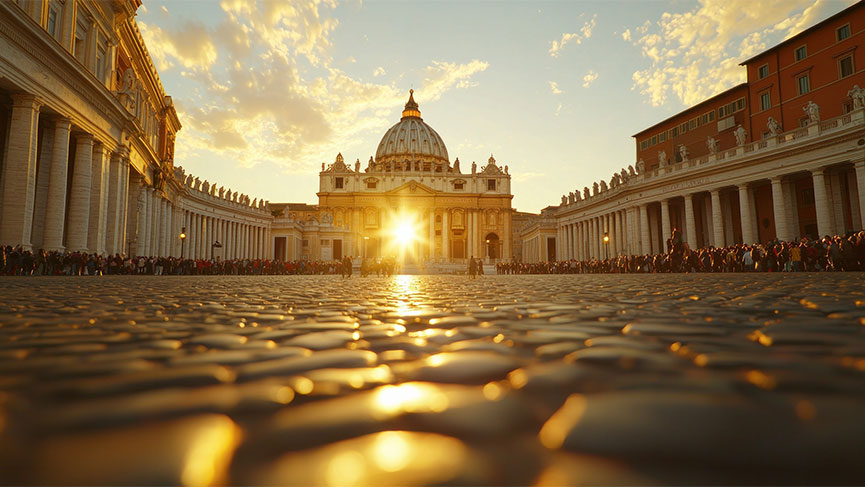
top-left (274, 237), bottom-right (286, 261)
top-left (333, 239), bottom-right (342, 260)
top-left (485, 232), bottom-right (499, 261)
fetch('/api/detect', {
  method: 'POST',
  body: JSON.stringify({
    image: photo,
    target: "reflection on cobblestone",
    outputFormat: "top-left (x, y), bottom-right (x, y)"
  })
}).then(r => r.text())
top-left (1, 274), bottom-right (864, 485)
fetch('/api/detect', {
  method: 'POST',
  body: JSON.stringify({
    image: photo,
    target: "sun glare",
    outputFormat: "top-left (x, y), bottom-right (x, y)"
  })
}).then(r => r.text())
top-left (394, 222), bottom-right (416, 244)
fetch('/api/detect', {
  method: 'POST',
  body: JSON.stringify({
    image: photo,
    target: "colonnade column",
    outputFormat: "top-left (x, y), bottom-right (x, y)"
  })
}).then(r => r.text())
top-left (105, 152), bottom-right (122, 254)
top-left (88, 145), bottom-right (109, 255)
top-left (0, 94), bottom-right (41, 249)
top-left (118, 160), bottom-right (130, 255)
top-left (442, 210), bottom-right (449, 260)
top-left (639, 204), bottom-right (650, 255)
top-left (684, 194), bottom-right (697, 249)
top-left (660, 199), bottom-right (671, 245)
top-left (67, 134), bottom-right (94, 252)
top-left (736, 185), bottom-right (753, 244)
top-left (811, 168), bottom-right (833, 238)
top-left (429, 209), bottom-right (435, 260)
top-left (854, 159), bottom-right (865, 230)
top-left (770, 177), bottom-right (791, 241)
top-left (42, 118), bottom-right (72, 251)
top-left (134, 186), bottom-right (146, 256)
top-left (711, 189), bottom-right (725, 247)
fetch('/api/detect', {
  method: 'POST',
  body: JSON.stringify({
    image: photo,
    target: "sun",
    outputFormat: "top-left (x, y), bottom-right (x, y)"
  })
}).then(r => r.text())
top-left (393, 221), bottom-right (416, 245)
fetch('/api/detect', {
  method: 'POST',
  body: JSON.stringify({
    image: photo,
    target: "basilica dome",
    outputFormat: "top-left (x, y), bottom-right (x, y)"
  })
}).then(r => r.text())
top-left (375, 90), bottom-right (449, 165)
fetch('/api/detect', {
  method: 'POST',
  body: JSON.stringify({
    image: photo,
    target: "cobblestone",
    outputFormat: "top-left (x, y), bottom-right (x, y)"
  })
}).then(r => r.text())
top-left (1, 273), bottom-right (864, 485)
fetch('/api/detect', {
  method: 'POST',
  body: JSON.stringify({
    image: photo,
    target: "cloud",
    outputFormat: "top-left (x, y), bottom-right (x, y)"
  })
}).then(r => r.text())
top-left (549, 14), bottom-right (597, 57)
top-left (145, 0), bottom-right (489, 174)
top-left (139, 21), bottom-right (219, 70)
top-left (512, 171), bottom-right (545, 182)
top-left (549, 81), bottom-right (563, 94)
top-left (582, 70), bottom-right (598, 88)
top-left (627, 0), bottom-right (855, 107)
top-left (621, 28), bottom-right (631, 41)
top-left (421, 60), bottom-right (489, 100)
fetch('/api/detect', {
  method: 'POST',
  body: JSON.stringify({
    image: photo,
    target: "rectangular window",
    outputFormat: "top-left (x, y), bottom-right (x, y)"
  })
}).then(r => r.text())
top-left (688, 119), bottom-right (696, 130)
top-left (839, 55), bottom-right (854, 78)
top-left (640, 140), bottom-right (648, 150)
top-left (650, 135), bottom-right (657, 145)
top-left (334, 177), bottom-right (344, 189)
top-left (680, 122), bottom-right (688, 133)
top-left (758, 64), bottom-right (769, 79)
top-left (321, 239), bottom-right (330, 247)
top-left (47, 8), bottom-right (57, 37)
top-left (837, 24), bottom-right (851, 41)
top-left (707, 110), bottom-right (715, 122)
top-left (797, 74), bottom-right (810, 95)
top-left (843, 101), bottom-right (854, 114)
top-left (487, 179), bottom-right (496, 191)
top-left (760, 91), bottom-right (771, 111)
top-left (669, 127), bottom-right (678, 138)
top-left (73, 20), bottom-right (88, 62)
top-left (366, 181), bottom-right (376, 189)
top-left (736, 98), bottom-right (745, 111)
top-left (96, 36), bottom-right (107, 82)
top-left (454, 182), bottom-right (464, 190)
top-left (658, 132), bottom-right (666, 142)
top-left (794, 45), bottom-right (807, 61)
top-left (302, 239), bottom-right (309, 247)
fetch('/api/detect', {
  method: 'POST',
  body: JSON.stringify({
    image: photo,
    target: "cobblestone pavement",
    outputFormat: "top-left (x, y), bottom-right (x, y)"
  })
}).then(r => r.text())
top-left (1, 274), bottom-right (865, 485)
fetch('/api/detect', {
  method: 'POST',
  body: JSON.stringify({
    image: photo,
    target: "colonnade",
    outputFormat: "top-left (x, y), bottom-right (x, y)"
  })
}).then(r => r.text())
top-left (179, 209), bottom-right (271, 260)
top-left (0, 94), bottom-right (132, 255)
top-left (558, 160), bottom-right (865, 260)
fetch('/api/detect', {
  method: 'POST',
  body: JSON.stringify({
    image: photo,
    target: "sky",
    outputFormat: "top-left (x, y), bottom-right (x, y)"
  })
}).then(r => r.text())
top-left (137, 0), bottom-right (857, 213)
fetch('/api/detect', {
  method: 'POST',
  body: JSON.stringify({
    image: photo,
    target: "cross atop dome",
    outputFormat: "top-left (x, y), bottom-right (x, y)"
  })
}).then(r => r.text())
top-left (401, 89), bottom-right (421, 119)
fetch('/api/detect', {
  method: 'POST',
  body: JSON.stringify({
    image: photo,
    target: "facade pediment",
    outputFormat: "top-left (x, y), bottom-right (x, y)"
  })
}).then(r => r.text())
top-left (386, 181), bottom-right (437, 195)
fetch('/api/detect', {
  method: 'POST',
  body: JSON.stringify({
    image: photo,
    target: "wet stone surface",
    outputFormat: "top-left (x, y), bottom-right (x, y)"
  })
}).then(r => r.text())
top-left (1, 273), bottom-right (865, 485)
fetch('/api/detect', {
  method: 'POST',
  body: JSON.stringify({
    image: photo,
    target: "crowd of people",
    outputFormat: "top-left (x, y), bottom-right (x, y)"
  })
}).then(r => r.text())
top-left (0, 247), bottom-right (372, 276)
top-left (3, 230), bottom-right (865, 276)
top-left (497, 230), bottom-right (865, 274)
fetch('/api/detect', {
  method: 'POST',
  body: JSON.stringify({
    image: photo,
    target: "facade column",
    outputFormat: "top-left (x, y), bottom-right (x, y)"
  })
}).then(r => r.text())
top-left (429, 209), bottom-right (436, 260)
top-left (134, 185), bottom-right (146, 256)
top-left (87, 144), bottom-right (108, 254)
top-left (66, 134), bottom-right (94, 252)
top-left (0, 94), bottom-right (41, 249)
top-left (639, 204), bottom-right (650, 255)
top-left (442, 210), bottom-right (449, 260)
top-left (105, 152), bottom-right (122, 254)
top-left (118, 160), bottom-right (130, 254)
top-left (771, 177), bottom-right (791, 241)
top-left (660, 199), bottom-right (671, 245)
top-left (736, 184), bottom-right (754, 244)
top-left (42, 118), bottom-right (72, 251)
top-left (854, 160), bottom-right (865, 231)
top-left (142, 189), bottom-right (152, 255)
top-left (162, 200), bottom-right (170, 257)
top-left (684, 193), bottom-right (698, 250)
top-left (711, 189), bottom-right (725, 247)
top-left (812, 168), bottom-right (833, 237)
top-left (609, 214), bottom-right (616, 256)
top-left (503, 210), bottom-right (511, 261)
top-left (31, 123), bottom-right (53, 249)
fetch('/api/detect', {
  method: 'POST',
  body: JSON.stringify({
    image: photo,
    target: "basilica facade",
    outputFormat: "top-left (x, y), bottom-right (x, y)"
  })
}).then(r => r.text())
top-left (271, 91), bottom-right (514, 264)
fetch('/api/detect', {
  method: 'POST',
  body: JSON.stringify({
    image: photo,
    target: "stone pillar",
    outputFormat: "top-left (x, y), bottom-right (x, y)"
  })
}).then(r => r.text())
top-left (812, 168), bottom-right (833, 238)
top-left (684, 194), bottom-right (698, 249)
top-left (660, 199), bottom-right (671, 245)
top-left (42, 118), bottom-right (72, 251)
top-left (855, 160), bottom-right (865, 230)
top-left (639, 204), bottom-right (650, 255)
top-left (0, 95), bottom-right (41, 249)
top-left (31, 123), bottom-right (54, 249)
top-left (66, 134), bottom-right (94, 252)
top-left (87, 144), bottom-right (108, 254)
top-left (503, 210), bottom-right (511, 261)
top-left (442, 210), bottom-right (449, 260)
top-left (134, 185), bottom-right (146, 256)
top-left (149, 192), bottom-right (159, 256)
top-left (429, 209), bottom-right (436, 260)
top-left (829, 172), bottom-right (845, 234)
top-left (104, 152), bottom-right (122, 254)
top-left (736, 185), bottom-right (754, 244)
top-left (770, 177), bottom-right (791, 241)
top-left (162, 200), bottom-right (170, 257)
top-left (711, 189), bottom-right (725, 247)
top-left (118, 161), bottom-right (130, 255)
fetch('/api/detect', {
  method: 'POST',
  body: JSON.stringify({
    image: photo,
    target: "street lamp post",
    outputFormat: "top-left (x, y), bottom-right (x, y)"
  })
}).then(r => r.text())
top-left (603, 233), bottom-right (610, 260)
top-left (485, 239), bottom-right (490, 263)
top-left (179, 227), bottom-right (187, 259)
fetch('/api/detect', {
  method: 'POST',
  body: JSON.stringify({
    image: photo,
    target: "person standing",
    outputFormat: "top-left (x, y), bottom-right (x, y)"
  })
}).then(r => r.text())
top-left (468, 255), bottom-right (477, 279)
